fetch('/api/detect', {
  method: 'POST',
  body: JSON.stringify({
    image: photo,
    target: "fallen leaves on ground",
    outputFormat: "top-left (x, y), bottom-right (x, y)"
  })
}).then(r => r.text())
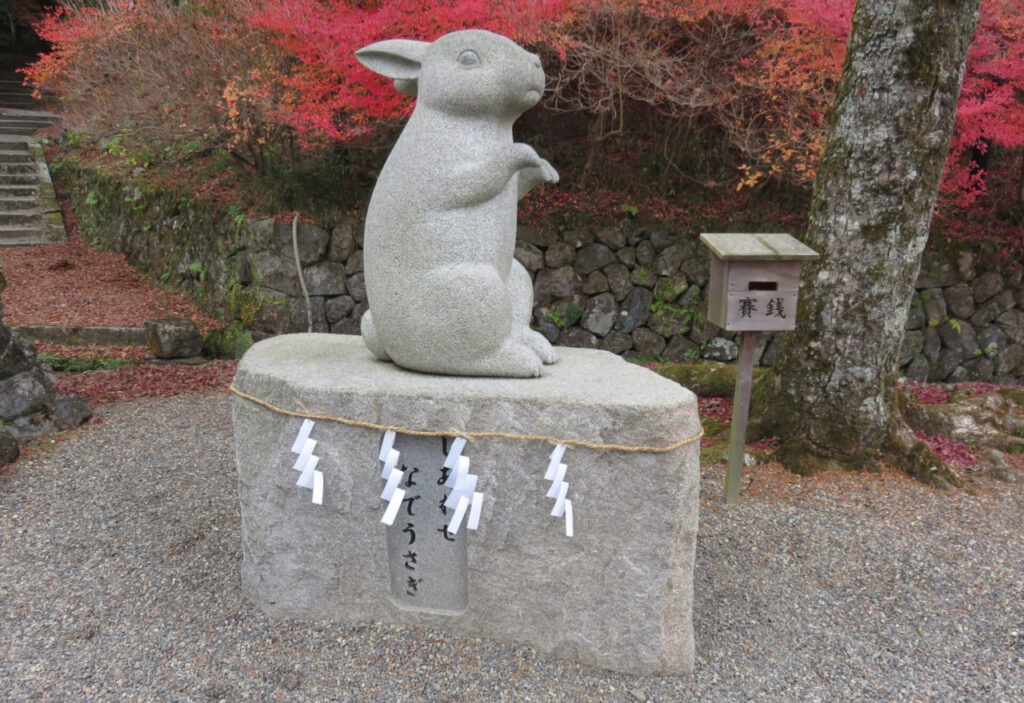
top-left (901, 380), bottom-right (1010, 405)
top-left (0, 197), bottom-right (221, 333)
top-left (55, 360), bottom-right (238, 406)
top-left (914, 429), bottom-right (982, 470)
top-left (698, 396), bottom-right (733, 423)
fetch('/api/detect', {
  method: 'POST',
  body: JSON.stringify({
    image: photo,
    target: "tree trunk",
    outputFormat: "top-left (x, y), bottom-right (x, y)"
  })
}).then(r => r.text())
top-left (752, 0), bottom-right (980, 485)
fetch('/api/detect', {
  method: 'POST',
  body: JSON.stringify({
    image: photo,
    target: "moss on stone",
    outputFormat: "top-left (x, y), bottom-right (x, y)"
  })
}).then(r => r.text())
top-left (891, 435), bottom-right (961, 489)
top-left (203, 321), bottom-right (254, 359)
top-left (1000, 388), bottom-right (1024, 406)
top-left (653, 361), bottom-right (765, 398)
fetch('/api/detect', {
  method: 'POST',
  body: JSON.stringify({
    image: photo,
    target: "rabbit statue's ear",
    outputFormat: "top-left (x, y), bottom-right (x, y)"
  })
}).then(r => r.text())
top-left (355, 39), bottom-right (428, 81)
top-left (393, 78), bottom-right (418, 98)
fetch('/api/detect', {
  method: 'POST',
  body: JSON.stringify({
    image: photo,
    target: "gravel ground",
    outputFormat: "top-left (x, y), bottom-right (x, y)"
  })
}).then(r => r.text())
top-left (1, 393), bottom-right (1022, 702)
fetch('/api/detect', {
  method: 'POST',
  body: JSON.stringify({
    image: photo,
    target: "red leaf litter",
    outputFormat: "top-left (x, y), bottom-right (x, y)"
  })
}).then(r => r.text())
top-left (914, 429), bottom-right (981, 469)
top-left (55, 361), bottom-right (238, 406)
top-left (1, 201), bottom-right (221, 333)
top-left (698, 397), bottom-right (733, 448)
top-left (698, 397), bottom-right (733, 423)
top-left (1, 195), bottom-right (236, 406)
top-left (902, 380), bottom-right (1007, 405)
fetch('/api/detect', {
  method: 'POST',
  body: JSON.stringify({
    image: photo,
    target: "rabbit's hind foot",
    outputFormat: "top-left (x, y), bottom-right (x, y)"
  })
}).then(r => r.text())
top-left (360, 310), bottom-right (392, 361)
top-left (458, 339), bottom-right (544, 378)
top-left (521, 328), bottom-right (557, 365)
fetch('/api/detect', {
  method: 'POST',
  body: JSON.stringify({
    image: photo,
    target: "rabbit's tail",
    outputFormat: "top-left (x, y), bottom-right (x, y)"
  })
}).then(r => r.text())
top-left (360, 309), bottom-right (391, 361)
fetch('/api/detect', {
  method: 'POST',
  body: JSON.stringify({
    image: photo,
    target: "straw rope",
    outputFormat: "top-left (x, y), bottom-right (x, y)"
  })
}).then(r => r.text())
top-left (229, 384), bottom-right (703, 454)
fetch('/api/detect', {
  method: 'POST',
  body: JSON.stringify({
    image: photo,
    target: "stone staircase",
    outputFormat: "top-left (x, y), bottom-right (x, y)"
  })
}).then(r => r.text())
top-left (0, 77), bottom-right (65, 247)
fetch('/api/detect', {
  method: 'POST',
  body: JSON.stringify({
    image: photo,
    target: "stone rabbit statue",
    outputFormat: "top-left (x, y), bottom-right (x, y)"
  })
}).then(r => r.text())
top-left (355, 29), bottom-right (559, 377)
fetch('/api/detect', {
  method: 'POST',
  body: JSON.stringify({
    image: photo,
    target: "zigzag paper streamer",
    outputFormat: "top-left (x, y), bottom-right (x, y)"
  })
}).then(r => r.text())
top-left (381, 487), bottom-right (405, 526)
top-left (290, 421), bottom-right (323, 505)
top-left (441, 441), bottom-right (484, 534)
top-left (544, 444), bottom-right (574, 537)
top-left (378, 431), bottom-right (406, 525)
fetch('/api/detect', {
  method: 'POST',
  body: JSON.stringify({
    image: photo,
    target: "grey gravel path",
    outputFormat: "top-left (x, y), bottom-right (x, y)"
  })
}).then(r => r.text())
top-left (2, 393), bottom-right (1022, 702)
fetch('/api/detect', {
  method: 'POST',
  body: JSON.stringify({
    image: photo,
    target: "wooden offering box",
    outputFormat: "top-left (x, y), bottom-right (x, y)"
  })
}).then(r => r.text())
top-left (700, 233), bottom-right (819, 332)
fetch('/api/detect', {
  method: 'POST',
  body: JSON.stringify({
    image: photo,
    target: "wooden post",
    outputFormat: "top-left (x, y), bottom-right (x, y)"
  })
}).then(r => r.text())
top-left (699, 233), bottom-right (819, 502)
top-left (725, 331), bottom-right (758, 504)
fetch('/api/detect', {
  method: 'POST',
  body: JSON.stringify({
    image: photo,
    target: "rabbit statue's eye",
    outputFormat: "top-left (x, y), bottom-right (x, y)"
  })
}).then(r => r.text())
top-left (457, 50), bottom-right (480, 67)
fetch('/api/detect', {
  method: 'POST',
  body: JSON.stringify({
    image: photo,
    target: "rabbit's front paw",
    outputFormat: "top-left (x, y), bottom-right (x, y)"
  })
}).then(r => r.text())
top-left (536, 158), bottom-right (559, 185)
top-left (507, 143), bottom-right (548, 171)
top-left (517, 160), bottom-right (559, 200)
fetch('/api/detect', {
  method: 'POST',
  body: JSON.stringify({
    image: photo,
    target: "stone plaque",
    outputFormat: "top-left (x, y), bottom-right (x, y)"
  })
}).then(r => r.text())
top-left (384, 434), bottom-right (468, 614)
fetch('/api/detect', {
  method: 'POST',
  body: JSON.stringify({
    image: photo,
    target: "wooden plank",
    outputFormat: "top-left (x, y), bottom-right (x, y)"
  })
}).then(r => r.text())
top-left (700, 232), bottom-right (819, 261)
top-left (706, 256), bottom-right (729, 328)
top-left (724, 260), bottom-right (801, 292)
top-left (725, 331), bottom-right (758, 503)
top-left (723, 291), bottom-right (798, 331)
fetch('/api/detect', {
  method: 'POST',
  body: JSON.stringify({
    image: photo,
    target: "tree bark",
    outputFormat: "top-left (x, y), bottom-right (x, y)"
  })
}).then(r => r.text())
top-left (752, 0), bottom-right (981, 485)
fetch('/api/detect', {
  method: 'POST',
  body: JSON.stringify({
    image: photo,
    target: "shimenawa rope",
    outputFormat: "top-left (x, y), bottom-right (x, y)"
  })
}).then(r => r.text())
top-left (229, 384), bottom-right (703, 454)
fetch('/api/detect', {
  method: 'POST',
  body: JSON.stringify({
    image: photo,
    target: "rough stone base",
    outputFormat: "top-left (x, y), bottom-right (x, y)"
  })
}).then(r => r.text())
top-left (232, 333), bottom-right (700, 675)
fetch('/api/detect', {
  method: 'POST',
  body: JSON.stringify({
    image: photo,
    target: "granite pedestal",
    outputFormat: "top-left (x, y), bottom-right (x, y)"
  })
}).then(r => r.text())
top-left (232, 334), bottom-right (700, 675)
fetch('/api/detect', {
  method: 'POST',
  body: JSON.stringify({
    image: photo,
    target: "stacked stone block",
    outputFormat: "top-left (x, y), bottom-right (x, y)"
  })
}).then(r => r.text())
top-left (902, 251), bottom-right (1024, 383)
top-left (57, 162), bottom-right (1024, 384)
top-left (0, 273), bottom-right (91, 465)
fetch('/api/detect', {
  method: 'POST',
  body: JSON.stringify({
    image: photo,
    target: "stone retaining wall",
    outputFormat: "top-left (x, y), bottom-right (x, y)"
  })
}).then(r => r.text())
top-left (55, 160), bottom-right (1024, 383)
top-left (903, 252), bottom-right (1024, 383)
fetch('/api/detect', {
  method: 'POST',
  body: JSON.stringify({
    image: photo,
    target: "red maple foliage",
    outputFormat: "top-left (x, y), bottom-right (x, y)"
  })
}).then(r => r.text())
top-left (250, 0), bottom-right (568, 142)
top-left (25, 0), bottom-right (1024, 194)
top-left (23, 0), bottom-right (289, 171)
top-left (944, 0), bottom-right (1024, 207)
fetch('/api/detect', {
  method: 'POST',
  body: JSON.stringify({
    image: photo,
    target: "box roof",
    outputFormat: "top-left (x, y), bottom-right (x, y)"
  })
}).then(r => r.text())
top-left (699, 233), bottom-right (819, 261)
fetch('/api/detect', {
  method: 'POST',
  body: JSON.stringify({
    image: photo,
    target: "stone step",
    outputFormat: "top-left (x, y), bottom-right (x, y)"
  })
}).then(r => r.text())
top-left (0, 149), bottom-right (32, 163)
top-left (0, 119), bottom-right (59, 132)
top-left (0, 172), bottom-right (36, 185)
top-left (11, 325), bottom-right (149, 346)
top-left (0, 185), bottom-right (37, 198)
top-left (0, 106), bottom-right (61, 118)
top-left (0, 114), bottom-right (60, 123)
top-left (0, 195), bottom-right (37, 209)
top-left (0, 209), bottom-right (42, 225)
top-left (0, 112), bottom-right (60, 119)
top-left (0, 105), bottom-right (60, 115)
top-left (0, 125), bottom-right (38, 136)
top-left (0, 118), bottom-right (58, 128)
top-left (0, 177), bottom-right (36, 188)
top-left (0, 162), bottom-right (35, 175)
top-left (0, 224), bottom-right (49, 246)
